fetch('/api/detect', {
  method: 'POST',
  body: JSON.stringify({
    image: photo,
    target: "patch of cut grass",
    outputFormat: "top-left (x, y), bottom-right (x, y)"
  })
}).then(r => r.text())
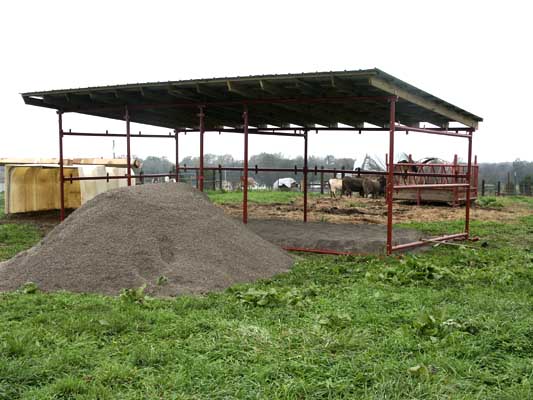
top-left (0, 224), bottom-right (42, 261)
top-left (477, 196), bottom-right (504, 209)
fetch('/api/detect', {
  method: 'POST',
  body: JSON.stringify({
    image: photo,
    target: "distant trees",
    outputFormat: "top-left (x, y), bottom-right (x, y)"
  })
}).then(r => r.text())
top-left (137, 153), bottom-right (356, 188)
top-left (137, 154), bottom-right (533, 191)
top-left (140, 156), bottom-right (175, 174)
top-left (478, 159), bottom-right (533, 186)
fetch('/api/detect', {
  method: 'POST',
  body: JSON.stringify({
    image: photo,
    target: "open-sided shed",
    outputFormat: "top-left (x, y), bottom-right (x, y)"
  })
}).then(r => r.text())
top-left (21, 68), bottom-right (483, 254)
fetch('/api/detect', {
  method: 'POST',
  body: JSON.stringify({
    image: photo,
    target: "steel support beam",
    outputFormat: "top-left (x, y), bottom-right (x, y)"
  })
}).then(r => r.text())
top-left (386, 98), bottom-right (397, 255)
top-left (243, 106), bottom-right (249, 224)
top-left (395, 124), bottom-right (472, 139)
top-left (392, 233), bottom-right (468, 252)
top-left (465, 130), bottom-right (474, 236)
top-left (65, 167), bottom-right (467, 180)
top-left (176, 126), bottom-right (473, 134)
top-left (62, 131), bottom-right (178, 138)
top-left (198, 106), bottom-right (205, 191)
top-left (303, 129), bottom-right (308, 222)
top-left (125, 106), bottom-right (132, 186)
top-left (58, 111), bottom-right (65, 221)
top-left (174, 130), bottom-right (179, 182)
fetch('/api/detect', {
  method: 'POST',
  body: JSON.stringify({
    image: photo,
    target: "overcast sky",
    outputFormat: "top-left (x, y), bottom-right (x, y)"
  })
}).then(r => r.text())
top-left (1, 1), bottom-right (531, 165)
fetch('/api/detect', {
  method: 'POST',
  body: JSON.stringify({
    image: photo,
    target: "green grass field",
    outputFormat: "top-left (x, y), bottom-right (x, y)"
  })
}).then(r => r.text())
top-left (1, 194), bottom-right (533, 399)
top-left (0, 192), bottom-right (4, 218)
top-left (0, 193), bottom-right (42, 261)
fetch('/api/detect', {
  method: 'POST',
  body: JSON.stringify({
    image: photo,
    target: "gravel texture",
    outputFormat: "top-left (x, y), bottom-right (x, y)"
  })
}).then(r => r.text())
top-left (0, 184), bottom-right (293, 296)
top-left (247, 219), bottom-right (424, 254)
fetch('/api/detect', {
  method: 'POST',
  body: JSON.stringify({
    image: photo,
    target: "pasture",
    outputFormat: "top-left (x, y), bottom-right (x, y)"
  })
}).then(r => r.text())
top-left (1, 192), bottom-right (533, 398)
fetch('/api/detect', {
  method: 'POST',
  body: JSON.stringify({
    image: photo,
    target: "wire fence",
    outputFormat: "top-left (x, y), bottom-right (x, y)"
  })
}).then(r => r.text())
top-left (480, 180), bottom-right (533, 196)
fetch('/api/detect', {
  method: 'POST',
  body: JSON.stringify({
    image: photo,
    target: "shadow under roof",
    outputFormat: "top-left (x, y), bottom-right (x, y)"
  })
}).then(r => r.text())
top-left (21, 68), bottom-right (482, 130)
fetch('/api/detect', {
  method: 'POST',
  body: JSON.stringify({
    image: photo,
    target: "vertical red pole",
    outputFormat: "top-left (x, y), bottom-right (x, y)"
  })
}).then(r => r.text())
top-left (474, 155), bottom-right (478, 198)
top-left (386, 97), bottom-right (396, 255)
top-left (453, 154), bottom-right (458, 206)
top-left (303, 129), bottom-right (308, 222)
top-left (465, 130), bottom-right (474, 237)
top-left (243, 105), bottom-right (249, 224)
top-left (174, 130), bottom-right (179, 182)
top-left (58, 111), bottom-right (65, 221)
top-left (198, 107), bottom-right (205, 191)
top-left (125, 106), bottom-right (131, 186)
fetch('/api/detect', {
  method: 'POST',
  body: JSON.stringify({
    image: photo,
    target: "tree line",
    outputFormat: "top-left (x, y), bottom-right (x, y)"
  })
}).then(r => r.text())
top-left (138, 154), bottom-right (533, 189)
top-left (477, 159), bottom-right (533, 189)
top-left (139, 153), bottom-right (356, 188)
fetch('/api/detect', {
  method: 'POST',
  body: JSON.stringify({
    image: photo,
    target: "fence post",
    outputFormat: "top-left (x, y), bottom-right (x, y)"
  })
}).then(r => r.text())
top-left (481, 179), bottom-right (485, 197)
top-left (341, 165), bottom-right (345, 178)
top-left (497, 181), bottom-right (501, 196)
top-left (218, 165), bottom-right (223, 191)
top-left (320, 166), bottom-right (324, 194)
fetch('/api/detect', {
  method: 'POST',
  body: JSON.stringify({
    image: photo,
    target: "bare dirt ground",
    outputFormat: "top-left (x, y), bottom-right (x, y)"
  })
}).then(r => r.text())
top-left (2, 196), bottom-right (528, 237)
top-left (245, 219), bottom-right (422, 254)
top-left (220, 196), bottom-right (531, 225)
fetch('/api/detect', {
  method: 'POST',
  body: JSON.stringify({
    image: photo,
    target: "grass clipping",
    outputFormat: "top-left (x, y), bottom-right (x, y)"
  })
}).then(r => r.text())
top-left (0, 183), bottom-right (293, 296)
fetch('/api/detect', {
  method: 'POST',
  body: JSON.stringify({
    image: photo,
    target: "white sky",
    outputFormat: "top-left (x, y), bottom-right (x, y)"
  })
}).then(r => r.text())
top-left (1, 1), bottom-right (532, 164)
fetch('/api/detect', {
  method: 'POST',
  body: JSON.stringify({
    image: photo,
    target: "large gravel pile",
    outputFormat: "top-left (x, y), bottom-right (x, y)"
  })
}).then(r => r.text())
top-left (0, 184), bottom-right (293, 296)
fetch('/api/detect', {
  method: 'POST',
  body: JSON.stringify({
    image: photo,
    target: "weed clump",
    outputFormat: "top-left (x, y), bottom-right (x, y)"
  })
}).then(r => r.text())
top-left (316, 312), bottom-right (352, 331)
top-left (477, 196), bottom-right (504, 209)
top-left (119, 285), bottom-right (149, 305)
top-left (18, 282), bottom-right (39, 294)
top-left (234, 285), bottom-right (318, 307)
top-left (366, 256), bottom-right (454, 286)
top-left (412, 309), bottom-right (479, 341)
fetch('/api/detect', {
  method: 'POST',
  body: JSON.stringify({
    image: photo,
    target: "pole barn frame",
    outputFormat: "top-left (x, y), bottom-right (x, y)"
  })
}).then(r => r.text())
top-left (24, 69), bottom-right (481, 255)
top-left (242, 105), bottom-right (249, 224)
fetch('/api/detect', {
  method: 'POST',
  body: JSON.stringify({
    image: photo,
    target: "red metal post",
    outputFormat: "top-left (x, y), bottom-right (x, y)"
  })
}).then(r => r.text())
top-left (392, 232), bottom-right (468, 252)
top-left (465, 130), bottom-right (474, 237)
top-left (386, 98), bottom-right (397, 255)
top-left (243, 106), bottom-right (249, 224)
top-left (125, 106), bottom-right (131, 186)
top-left (453, 154), bottom-right (459, 206)
top-left (174, 130), bottom-right (179, 182)
top-left (58, 111), bottom-right (65, 221)
top-left (474, 155), bottom-right (478, 198)
top-left (303, 129), bottom-right (308, 222)
top-left (198, 106), bottom-right (205, 191)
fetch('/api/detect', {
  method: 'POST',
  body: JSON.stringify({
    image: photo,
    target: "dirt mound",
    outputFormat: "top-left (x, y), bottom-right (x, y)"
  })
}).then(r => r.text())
top-left (0, 184), bottom-right (293, 296)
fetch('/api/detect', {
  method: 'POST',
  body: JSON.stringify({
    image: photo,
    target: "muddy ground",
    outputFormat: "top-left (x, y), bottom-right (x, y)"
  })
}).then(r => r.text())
top-left (220, 196), bottom-right (530, 225)
top-left (2, 195), bottom-right (529, 235)
top-left (1, 194), bottom-right (528, 254)
top-left (245, 219), bottom-right (423, 254)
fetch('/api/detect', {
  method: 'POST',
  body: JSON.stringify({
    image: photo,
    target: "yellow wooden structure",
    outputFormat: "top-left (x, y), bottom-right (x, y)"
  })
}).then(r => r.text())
top-left (4, 164), bottom-right (131, 214)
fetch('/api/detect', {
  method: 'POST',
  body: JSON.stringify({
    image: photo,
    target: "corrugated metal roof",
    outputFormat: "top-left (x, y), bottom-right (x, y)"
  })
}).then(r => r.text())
top-left (21, 68), bottom-right (482, 129)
